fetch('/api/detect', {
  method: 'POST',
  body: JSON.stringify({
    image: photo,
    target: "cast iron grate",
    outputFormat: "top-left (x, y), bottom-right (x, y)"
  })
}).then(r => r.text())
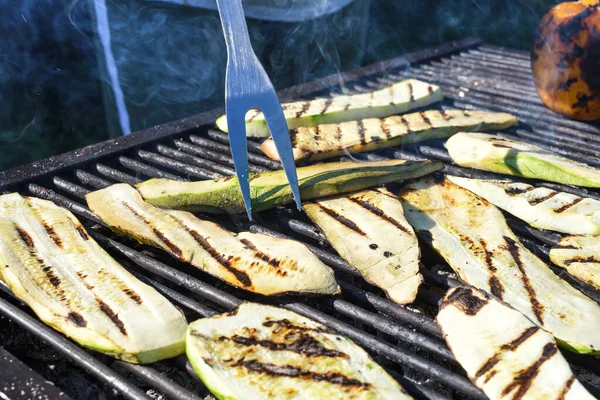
top-left (1, 37), bottom-right (600, 400)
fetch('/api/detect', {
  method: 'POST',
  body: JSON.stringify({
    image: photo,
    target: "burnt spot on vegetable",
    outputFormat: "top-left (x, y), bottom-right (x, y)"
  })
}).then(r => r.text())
top-left (383, 251), bottom-right (393, 258)
top-left (123, 288), bottom-right (143, 304)
top-left (348, 197), bottom-right (411, 234)
top-left (316, 204), bottom-right (367, 236)
top-left (219, 334), bottom-right (347, 358)
top-left (68, 312), bottom-right (87, 327)
top-left (419, 112), bottom-right (433, 127)
top-left (573, 92), bottom-right (597, 109)
top-left (501, 327), bottom-right (540, 352)
top-left (527, 190), bottom-right (558, 206)
top-left (407, 82), bottom-right (415, 102)
top-left (489, 276), bottom-right (504, 300)
top-left (562, 255), bottom-right (600, 265)
top-left (357, 121), bottom-right (367, 146)
top-left (295, 102), bottom-right (311, 118)
top-left (558, 77), bottom-right (578, 91)
top-left (96, 297), bottom-right (127, 336)
top-left (443, 287), bottom-right (489, 316)
top-left (400, 116), bottom-right (414, 134)
top-left (369, 243), bottom-right (378, 250)
top-left (239, 238), bottom-right (283, 269)
top-left (263, 319), bottom-right (333, 334)
top-left (320, 98), bottom-right (333, 115)
top-left (42, 223), bottom-right (63, 248)
top-left (553, 244), bottom-right (578, 250)
top-left (76, 225), bottom-right (90, 240)
top-left (16, 226), bottom-right (34, 249)
top-left (557, 376), bottom-right (576, 400)
top-left (553, 197), bottom-right (584, 213)
top-left (504, 185), bottom-right (534, 196)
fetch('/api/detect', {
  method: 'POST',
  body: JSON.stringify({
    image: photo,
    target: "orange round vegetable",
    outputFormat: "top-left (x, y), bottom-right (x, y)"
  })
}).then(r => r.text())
top-left (531, 0), bottom-right (600, 121)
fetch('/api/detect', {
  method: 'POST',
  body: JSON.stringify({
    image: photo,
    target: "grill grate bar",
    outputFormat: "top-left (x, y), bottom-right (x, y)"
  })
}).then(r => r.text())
top-left (96, 164), bottom-right (142, 185)
top-left (174, 140), bottom-right (269, 173)
top-left (137, 150), bottom-right (222, 180)
top-left (119, 156), bottom-right (183, 181)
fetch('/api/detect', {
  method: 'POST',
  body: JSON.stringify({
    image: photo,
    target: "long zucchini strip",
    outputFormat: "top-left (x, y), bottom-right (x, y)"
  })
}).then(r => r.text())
top-left (0, 193), bottom-right (188, 364)
top-left (437, 287), bottom-right (595, 400)
top-left (448, 176), bottom-right (600, 235)
top-left (447, 132), bottom-right (600, 188)
top-left (86, 184), bottom-right (339, 296)
top-left (260, 110), bottom-right (517, 162)
top-left (304, 188), bottom-right (422, 305)
top-left (136, 159), bottom-right (442, 214)
top-left (399, 176), bottom-right (600, 354)
top-left (187, 302), bottom-right (413, 400)
top-left (216, 79), bottom-right (443, 138)
top-left (550, 235), bottom-right (600, 290)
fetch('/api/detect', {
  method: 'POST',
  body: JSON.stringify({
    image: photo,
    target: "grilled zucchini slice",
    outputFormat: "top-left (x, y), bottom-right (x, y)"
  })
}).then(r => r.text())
top-left (260, 110), bottom-right (517, 162)
top-left (86, 184), bottom-right (339, 296)
top-left (447, 176), bottom-right (600, 235)
top-left (304, 188), bottom-right (421, 305)
top-left (136, 159), bottom-right (442, 214)
top-left (187, 302), bottom-right (412, 400)
top-left (437, 287), bottom-right (595, 400)
top-left (446, 132), bottom-right (600, 188)
top-left (399, 176), bottom-right (600, 354)
top-left (550, 235), bottom-right (600, 290)
top-left (0, 193), bottom-right (187, 363)
top-left (216, 79), bottom-right (442, 138)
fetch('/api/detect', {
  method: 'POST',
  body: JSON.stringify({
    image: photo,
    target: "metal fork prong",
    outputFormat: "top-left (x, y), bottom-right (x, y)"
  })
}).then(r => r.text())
top-left (260, 98), bottom-right (303, 211)
top-left (225, 106), bottom-right (253, 220)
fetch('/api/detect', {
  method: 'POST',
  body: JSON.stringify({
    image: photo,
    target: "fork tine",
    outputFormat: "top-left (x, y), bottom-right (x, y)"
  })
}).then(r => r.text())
top-left (260, 95), bottom-right (303, 212)
top-left (225, 103), bottom-right (253, 220)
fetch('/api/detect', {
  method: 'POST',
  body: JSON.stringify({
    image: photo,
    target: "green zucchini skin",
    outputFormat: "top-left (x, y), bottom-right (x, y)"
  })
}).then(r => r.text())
top-left (186, 302), bottom-right (413, 400)
top-left (260, 110), bottom-right (517, 163)
top-left (136, 159), bottom-right (443, 214)
top-left (304, 188), bottom-right (422, 305)
top-left (447, 132), bottom-right (600, 188)
top-left (447, 176), bottom-right (600, 235)
top-left (399, 177), bottom-right (600, 355)
top-left (550, 235), bottom-right (600, 291)
top-left (86, 184), bottom-right (339, 296)
top-left (215, 79), bottom-right (443, 138)
top-left (0, 193), bottom-right (188, 364)
top-left (438, 287), bottom-right (595, 400)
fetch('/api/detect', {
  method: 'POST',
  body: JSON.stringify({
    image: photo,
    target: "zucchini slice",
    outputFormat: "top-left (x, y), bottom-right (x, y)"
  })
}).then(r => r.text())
top-left (447, 176), bottom-right (600, 235)
top-left (446, 132), bottom-right (600, 188)
top-left (550, 235), bottom-right (600, 290)
top-left (86, 184), bottom-right (339, 296)
top-left (0, 193), bottom-right (188, 364)
top-left (304, 188), bottom-right (422, 305)
top-left (437, 287), bottom-right (595, 400)
top-left (398, 176), bottom-right (600, 354)
top-left (260, 110), bottom-right (517, 162)
top-left (136, 159), bottom-right (442, 214)
top-left (187, 302), bottom-right (412, 400)
top-left (216, 79), bottom-right (443, 138)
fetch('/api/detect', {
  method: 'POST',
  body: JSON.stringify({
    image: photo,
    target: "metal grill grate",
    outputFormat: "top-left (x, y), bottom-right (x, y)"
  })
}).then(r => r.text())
top-left (1, 38), bottom-right (600, 400)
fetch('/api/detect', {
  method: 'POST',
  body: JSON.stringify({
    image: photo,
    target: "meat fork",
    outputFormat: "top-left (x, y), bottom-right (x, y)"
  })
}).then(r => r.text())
top-left (215, 0), bottom-right (302, 220)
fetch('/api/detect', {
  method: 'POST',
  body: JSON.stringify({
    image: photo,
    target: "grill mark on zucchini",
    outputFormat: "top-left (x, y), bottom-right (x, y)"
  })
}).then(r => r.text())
top-left (122, 288), bottom-right (143, 304)
top-left (16, 226), bottom-right (34, 248)
top-left (185, 228), bottom-right (252, 287)
top-left (218, 334), bottom-right (347, 358)
top-left (500, 343), bottom-right (558, 398)
top-left (562, 256), bottom-right (600, 265)
top-left (96, 297), bottom-right (128, 336)
top-left (76, 225), bottom-right (89, 240)
top-left (502, 236), bottom-right (545, 324)
top-left (247, 110), bottom-right (260, 122)
top-left (489, 276), bottom-right (505, 300)
top-left (556, 376), bottom-right (575, 400)
top-left (407, 82), bottom-right (414, 102)
top-left (504, 185), bottom-right (535, 196)
top-left (121, 201), bottom-right (183, 258)
top-left (474, 326), bottom-right (540, 381)
top-left (381, 120), bottom-right (392, 140)
top-left (441, 110), bottom-right (454, 121)
top-left (296, 102), bottom-right (311, 118)
top-left (263, 319), bottom-right (334, 334)
top-left (427, 85), bottom-right (435, 95)
top-left (315, 204), bottom-right (366, 236)
top-left (357, 121), bottom-right (367, 145)
top-left (420, 112), bottom-right (433, 127)
top-left (320, 98), bottom-right (333, 115)
top-left (229, 359), bottom-right (371, 389)
top-left (334, 125), bottom-right (342, 142)
top-left (480, 239), bottom-right (504, 299)
top-left (42, 263), bottom-right (61, 287)
top-left (528, 191), bottom-right (559, 205)
top-left (553, 244), bottom-right (578, 250)
top-left (239, 238), bottom-right (283, 270)
top-left (67, 312), bottom-right (87, 327)
top-left (400, 116), bottom-right (414, 133)
top-left (348, 197), bottom-right (411, 234)
top-left (553, 197), bottom-right (584, 213)
top-left (42, 223), bottom-right (63, 248)
top-left (443, 287), bottom-right (488, 316)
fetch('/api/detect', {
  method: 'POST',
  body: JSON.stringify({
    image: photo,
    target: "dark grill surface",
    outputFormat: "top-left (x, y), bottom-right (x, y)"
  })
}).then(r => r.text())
top-left (1, 38), bottom-right (600, 400)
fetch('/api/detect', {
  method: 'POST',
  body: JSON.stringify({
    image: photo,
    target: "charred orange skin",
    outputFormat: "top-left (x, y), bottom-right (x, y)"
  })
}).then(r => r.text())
top-left (532, 0), bottom-right (600, 121)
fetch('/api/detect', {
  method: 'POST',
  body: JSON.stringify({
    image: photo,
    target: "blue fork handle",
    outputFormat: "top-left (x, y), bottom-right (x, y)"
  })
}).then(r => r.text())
top-left (215, 0), bottom-right (252, 62)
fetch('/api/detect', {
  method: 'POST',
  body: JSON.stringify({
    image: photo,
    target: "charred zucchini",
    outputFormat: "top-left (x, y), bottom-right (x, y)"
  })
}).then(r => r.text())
top-left (260, 110), bottom-right (517, 162)
top-left (216, 79), bottom-right (442, 138)
top-left (448, 176), bottom-right (600, 235)
top-left (136, 159), bottom-right (442, 214)
top-left (447, 132), bottom-right (600, 188)
top-left (304, 189), bottom-right (421, 305)
top-left (550, 235), bottom-right (600, 290)
top-left (0, 193), bottom-right (188, 363)
top-left (187, 302), bottom-right (412, 400)
top-left (86, 184), bottom-right (339, 296)
top-left (438, 287), bottom-right (595, 400)
top-left (399, 177), bottom-right (600, 354)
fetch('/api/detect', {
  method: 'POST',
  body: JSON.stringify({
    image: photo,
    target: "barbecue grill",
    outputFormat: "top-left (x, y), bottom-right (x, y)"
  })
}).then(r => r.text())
top-left (1, 37), bottom-right (600, 400)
